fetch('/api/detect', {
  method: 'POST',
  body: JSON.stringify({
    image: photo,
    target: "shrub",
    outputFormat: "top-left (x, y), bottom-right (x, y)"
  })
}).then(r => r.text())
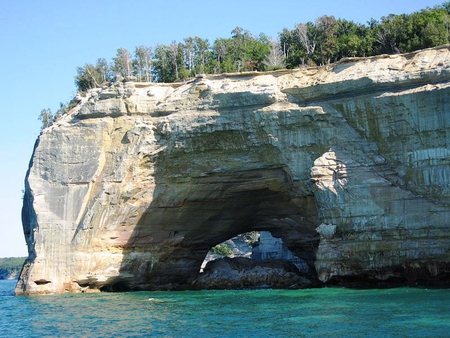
top-left (211, 243), bottom-right (233, 256)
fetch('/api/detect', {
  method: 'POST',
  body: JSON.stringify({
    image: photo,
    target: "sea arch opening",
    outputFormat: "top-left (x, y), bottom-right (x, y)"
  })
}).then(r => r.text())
top-left (195, 230), bottom-right (316, 289)
top-left (106, 166), bottom-right (321, 291)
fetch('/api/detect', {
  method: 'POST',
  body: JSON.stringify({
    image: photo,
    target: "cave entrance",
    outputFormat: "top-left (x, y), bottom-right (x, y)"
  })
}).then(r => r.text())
top-left (194, 231), bottom-right (317, 289)
top-left (200, 231), bottom-right (310, 273)
top-left (116, 167), bottom-right (320, 291)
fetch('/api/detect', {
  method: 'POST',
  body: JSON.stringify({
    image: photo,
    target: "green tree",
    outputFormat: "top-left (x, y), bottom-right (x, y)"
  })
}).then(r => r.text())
top-left (279, 27), bottom-right (307, 68)
top-left (96, 58), bottom-right (110, 84)
top-left (315, 15), bottom-right (339, 64)
top-left (192, 37), bottom-right (211, 74)
top-left (38, 108), bottom-right (54, 130)
top-left (75, 63), bottom-right (102, 91)
top-left (413, 7), bottom-right (450, 49)
top-left (133, 46), bottom-right (153, 82)
top-left (335, 19), bottom-right (372, 58)
top-left (211, 243), bottom-right (233, 256)
top-left (153, 42), bottom-right (188, 82)
top-left (372, 14), bottom-right (403, 54)
top-left (211, 28), bottom-right (270, 73)
top-left (211, 38), bottom-right (232, 73)
top-left (443, 1), bottom-right (450, 13)
top-left (112, 48), bottom-right (133, 78)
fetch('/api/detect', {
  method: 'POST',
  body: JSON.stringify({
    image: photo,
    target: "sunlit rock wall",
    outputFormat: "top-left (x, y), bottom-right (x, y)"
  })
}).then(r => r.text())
top-left (16, 46), bottom-right (450, 295)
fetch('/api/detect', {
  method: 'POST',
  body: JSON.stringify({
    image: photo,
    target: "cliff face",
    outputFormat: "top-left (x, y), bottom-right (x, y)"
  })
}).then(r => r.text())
top-left (16, 46), bottom-right (450, 295)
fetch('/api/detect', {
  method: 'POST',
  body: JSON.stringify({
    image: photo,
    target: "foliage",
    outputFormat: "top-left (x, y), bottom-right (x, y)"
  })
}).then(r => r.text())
top-left (68, 2), bottom-right (450, 89)
top-left (38, 108), bottom-right (54, 130)
top-left (112, 48), bottom-right (133, 78)
top-left (211, 243), bottom-right (233, 256)
top-left (241, 231), bottom-right (260, 245)
top-left (134, 46), bottom-right (153, 82)
top-left (75, 58), bottom-right (111, 92)
top-left (38, 101), bottom-right (73, 131)
top-left (0, 257), bottom-right (25, 279)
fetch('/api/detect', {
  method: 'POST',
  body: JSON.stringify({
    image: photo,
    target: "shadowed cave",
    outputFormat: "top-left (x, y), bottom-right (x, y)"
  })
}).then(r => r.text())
top-left (102, 166), bottom-right (321, 291)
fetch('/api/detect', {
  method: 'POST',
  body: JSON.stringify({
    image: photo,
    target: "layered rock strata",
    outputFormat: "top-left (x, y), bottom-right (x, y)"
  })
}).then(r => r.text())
top-left (16, 46), bottom-right (450, 295)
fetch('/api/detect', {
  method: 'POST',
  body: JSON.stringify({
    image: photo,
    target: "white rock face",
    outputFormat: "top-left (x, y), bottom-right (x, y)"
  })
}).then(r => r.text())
top-left (16, 46), bottom-right (450, 295)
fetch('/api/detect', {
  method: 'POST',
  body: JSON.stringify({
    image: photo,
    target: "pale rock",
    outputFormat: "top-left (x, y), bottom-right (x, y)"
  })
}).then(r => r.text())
top-left (16, 46), bottom-right (450, 295)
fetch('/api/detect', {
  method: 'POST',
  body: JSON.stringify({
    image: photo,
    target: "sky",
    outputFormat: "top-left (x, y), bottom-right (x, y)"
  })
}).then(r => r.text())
top-left (0, 0), bottom-right (444, 258)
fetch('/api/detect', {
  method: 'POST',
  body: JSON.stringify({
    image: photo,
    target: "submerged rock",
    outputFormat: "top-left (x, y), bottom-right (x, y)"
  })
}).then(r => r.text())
top-left (16, 46), bottom-right (450, 295)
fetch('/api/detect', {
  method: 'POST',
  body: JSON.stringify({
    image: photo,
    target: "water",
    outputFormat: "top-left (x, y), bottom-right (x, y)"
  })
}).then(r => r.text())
top-left (1, 280), bottom-right (449, 337)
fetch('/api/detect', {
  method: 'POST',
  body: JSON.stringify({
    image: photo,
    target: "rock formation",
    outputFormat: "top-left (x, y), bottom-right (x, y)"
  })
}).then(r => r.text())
top-left (16, 46), bottom-right (450, 295)
top-left (193, 257), bottom-right (315, 290)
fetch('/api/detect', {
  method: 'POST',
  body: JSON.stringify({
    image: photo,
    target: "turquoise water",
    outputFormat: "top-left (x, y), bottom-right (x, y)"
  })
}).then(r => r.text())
top-left (1, 280), bottom-right (449, 337)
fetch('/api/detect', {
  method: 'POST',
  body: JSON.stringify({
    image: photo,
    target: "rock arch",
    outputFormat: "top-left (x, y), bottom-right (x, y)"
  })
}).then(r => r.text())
top-left (16, 47), bottom-right (450, 295)
top-left (105, 165), bottom-right (320, 291)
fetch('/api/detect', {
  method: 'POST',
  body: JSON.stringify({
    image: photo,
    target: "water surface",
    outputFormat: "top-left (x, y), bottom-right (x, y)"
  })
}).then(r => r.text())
top-left (1, 280), bottom-right (449, 337)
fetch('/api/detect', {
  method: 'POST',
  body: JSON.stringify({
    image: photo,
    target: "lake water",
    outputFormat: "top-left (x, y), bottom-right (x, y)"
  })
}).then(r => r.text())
top-left (1, 279), bottom-right (449, 337)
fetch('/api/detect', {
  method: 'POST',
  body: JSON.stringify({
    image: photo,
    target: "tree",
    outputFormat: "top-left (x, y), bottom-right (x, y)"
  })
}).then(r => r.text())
top-left (192, 37), bottom-right (211, 74)
top-left (96, 58), bottom-right (110, 84)
top-left (211, 38), bottom-right (231, 73)
top-left (296, 22), bottom-right (318, 63)
top-left (153, 42), bottom-right (188, 82)
top-left (246, 33), bottom-right (271, 71)
top-left (112, 48), bottom-right (132, 78)
top-left (183, 37), bottom-right (195, 76)
top-left (414, 7), bottom-right (450, 49)
top-left (211, 28), bottom-right (271, 73)
top-left (133, 45), bottom-right (153, 82)
top-left (38, 108), bottom-right (54, 130)
top-left (70, 2), bottom-right (450, 85)
top-left (153, 44), bottom-right (170, 82)
top-left (335, 19), bottom-right (371, 58)
top-left (279, 27), bottom-right (306, 68)
top-left (315, 15), bottom-right (339, 64)
top-left (443, 1), bottom-right (450, 14)
top-left (75, 63), bottom-right (102, 91)
top-left (373, 14), bottom-right (405, 54)
top-left (264, 39), bottom-right (286, 70)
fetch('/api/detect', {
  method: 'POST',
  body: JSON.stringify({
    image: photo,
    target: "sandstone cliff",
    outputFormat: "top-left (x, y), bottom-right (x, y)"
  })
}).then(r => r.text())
top-left (16, 46), bottom-right (450, 295)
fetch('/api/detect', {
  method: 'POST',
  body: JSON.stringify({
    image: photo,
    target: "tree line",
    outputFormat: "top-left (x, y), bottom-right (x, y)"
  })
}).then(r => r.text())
top-left (39, 2), bottom-right (450, 130)
top-left (74, 2), bottom-right (450, 92)
top-left (0, 257), bottom-right (25, 280)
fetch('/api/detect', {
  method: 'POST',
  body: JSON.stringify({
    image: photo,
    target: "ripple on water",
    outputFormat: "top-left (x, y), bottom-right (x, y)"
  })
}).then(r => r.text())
top-left (0, 281), bottom-right (449, 337)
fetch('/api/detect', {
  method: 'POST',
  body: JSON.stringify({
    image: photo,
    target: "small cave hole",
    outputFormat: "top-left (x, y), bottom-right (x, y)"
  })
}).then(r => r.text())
top-left (34, 279), bottom-right (52, 285)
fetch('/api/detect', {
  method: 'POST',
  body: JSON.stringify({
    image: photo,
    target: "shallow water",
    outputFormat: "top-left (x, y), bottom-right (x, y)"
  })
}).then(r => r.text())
top-left (1, 280), bottom-right (449, 337)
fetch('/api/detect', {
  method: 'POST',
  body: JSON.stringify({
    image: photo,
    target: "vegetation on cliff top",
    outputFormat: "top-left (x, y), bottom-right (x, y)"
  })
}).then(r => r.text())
top-left (39, 2), bottom-right (450, 130)
top-left (74, 2), bottom-right (450, 89)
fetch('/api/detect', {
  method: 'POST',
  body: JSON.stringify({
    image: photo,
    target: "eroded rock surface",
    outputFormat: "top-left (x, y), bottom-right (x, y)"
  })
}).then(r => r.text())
top-left (16, 46), bottom-right (450, 295)
top-left (193, 257), bottom-right (316, 290)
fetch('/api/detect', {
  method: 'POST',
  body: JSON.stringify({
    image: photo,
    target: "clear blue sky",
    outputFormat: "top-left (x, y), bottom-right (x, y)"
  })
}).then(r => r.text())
top-left (0, 0), bottom-right (443, 257)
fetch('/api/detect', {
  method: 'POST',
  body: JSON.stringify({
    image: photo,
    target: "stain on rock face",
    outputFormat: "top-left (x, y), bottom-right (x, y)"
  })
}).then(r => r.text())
top-left (16, 47), bottom-right (450, 295)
